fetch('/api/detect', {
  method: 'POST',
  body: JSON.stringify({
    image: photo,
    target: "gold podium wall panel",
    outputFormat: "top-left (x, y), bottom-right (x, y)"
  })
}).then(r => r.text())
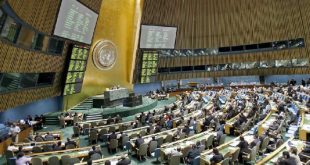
top-left (63, 0), bottom-right (144, 110)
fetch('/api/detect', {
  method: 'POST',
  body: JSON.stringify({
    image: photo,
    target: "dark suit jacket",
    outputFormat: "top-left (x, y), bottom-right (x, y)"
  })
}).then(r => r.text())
top-left (187, 148), bottom-right (200, 159)
top-left (135, 138), bottom-right (144, 147)
top-left (109, 133), bottom-right (117, 141)
top-left (116, 158), bottom-right (131, 165)
top-left (210, 153), bottom-right (224, 164)
top-left (238, 140), bottom-right (249, 153)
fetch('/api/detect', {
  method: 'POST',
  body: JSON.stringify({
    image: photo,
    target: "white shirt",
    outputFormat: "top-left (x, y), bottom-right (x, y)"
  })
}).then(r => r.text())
top-left (13, 126), bottom-right (21, 134)
top-left (15, 156), bottom-right (31, 165)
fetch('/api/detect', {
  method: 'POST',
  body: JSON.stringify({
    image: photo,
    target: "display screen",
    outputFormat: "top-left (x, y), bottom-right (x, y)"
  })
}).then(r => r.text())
top-left (54, 0), bottom-right (98, 44)
top-left (63, 83), bottom-right (82, 95)
top-left (71, 45), bottom-right (89, 60)
top-left (63, 44), bottom-right (89, 95)
top-left (140, 25), bottom-right (177, 49)
top-left (65, 72), bottom-right (84, 83)
top-left (140, 51), bottom-right (158, 83)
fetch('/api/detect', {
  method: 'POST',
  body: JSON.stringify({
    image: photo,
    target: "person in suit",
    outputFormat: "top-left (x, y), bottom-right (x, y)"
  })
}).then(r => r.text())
top-left (135, 135), bottom-right (144, 148)
top-left (250, 134), bottom-right (260, 149)
top-left (53, 141), bottom-right (63, 151)
top-left (210, 148), bottom-right (224, 165)
top-left (238, 136), bottom-right (249, 162)
top-left (108, 131), bottom-right (117, 142)
top-left (45, 132), bottom-right (54, 141)
top-left (213, 130), bottom-right (223, 146)
top-left (277, 151), bottom-right (298, 165)
top-left (187, 144), bottom-right (200, 164)
top-left (116, 156), bottom-right (131, 165)
top-left (15, 152), bottom-right (31, 165)
top-left (289, 146), bottom-right (302, 165)
top-left (34, 132), bottom-right (44, 142)
top-left (182, 125), bottom-right (190, 135)
top-left (115, 115), bottom-right (122, 123)
top-left (88, 146), bottom-right (102, 157)
top-left (107, 116), bottom-right (114, 124)
top-left (65, 138), bottom-right (77, 148)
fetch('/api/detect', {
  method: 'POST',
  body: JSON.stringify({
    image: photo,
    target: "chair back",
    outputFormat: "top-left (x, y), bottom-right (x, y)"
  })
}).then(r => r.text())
top-left (108, 126), bottom-right (115, 133)
top-left (89, 130), bottom-right (98, 142)
top-left (169, 155), bottom-right (180, 165)
top-left (91, 153), bottom-right (102, 160)
top-left (179, 133), bottom-right (186, 139)
top-left (219, 134), bottom-right (226, 145)
top-left (48, 156), bottom-right (60, 165)
top-left (160, 128), bottom-right (167, 132)
top-left (32, 146), bottom-right (42, 153)
top-left (4, 150), bottom-right (13, 159)
top-left (140, 130), bottom-right (147, 136)
top-left (70, 157), bottom-right (80, 164)
top-left (129, 133), bottom-right (138, 139)
top-left (31, 157), bottom-right (43, 165)
top-left (65, 144), bottom-right (76, 149)
top-left (260, 137), bottom-right (270, 152)
top-left (149, 141), bottom-right (158, 153)
top-left (45, 136), bottom-right (54, 141)
top-left (98, 121), bottom-right (105, 126)
top-left (165, 134), bottom-right (173, 143)
top-left (231, 148), bottom-right (240, 163)
top-left (91, 122), bottom-right (97, 127)
top-left (181, 146), bottom-right (191, 158)
top-left (149, 128), bottom-right (155, 134)
top-left (43, 145), bottom-right (53, 152)
top-left (109, 139), bottom-right (118, 149)
top-left (250, 146), bottom-right (257, 162)
top-left (61, 155), bottom-right (71, 165)
top-left (275, 139), bottom-right (284, 148)
top-left (206, 134), bottom-right (214, 148)
top-left (157, 136), bottom-right (164, 147)
top-left (138, 143), bottom-right (148, 156)
top-left (35, 136), bottom-right (44, 142)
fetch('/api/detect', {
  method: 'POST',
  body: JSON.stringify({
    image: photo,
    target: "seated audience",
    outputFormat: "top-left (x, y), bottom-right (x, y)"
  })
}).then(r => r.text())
top-left (15, 152), bottom-right (31, 165)
top-left (210, 148), bottom-right (224, 165)
top-left (116, 156), bottom-right (131, 165)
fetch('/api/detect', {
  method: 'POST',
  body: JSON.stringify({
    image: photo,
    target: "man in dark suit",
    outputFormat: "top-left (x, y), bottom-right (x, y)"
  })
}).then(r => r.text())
top-left (107, 116), bottom-right (114, 124)
top-left (249, 134), bottom-right (260, 148)
top-left (135, 135), bottom-right (144, 148)
top-left (116, 156), bottom-right (131, 165)
top-left (53, 141), bottom-right (63, 151)
top-left (210, 148), bottom-right (224, 165)
top-left (88, 145), bottom-right (102, 157)
top-left (277, 151), bottom-right (297, 165)
top-left (65, 138), bottom-right (77, 148)
top-left (108, 131), bottom-right (117, 142)
top-left (213, 130), bottom-right (223, 146)
top-left (187, 144), bottom-right (200, 164)
top-left (238, 136), bottom-right (249, 162)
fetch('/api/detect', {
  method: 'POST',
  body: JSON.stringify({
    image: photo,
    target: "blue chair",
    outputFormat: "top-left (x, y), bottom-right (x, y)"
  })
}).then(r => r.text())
top-left (151, 148), bottom-right (161, 164)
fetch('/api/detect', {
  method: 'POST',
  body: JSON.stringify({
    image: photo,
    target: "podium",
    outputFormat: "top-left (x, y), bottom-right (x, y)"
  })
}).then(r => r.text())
top-left (93, 88), bottom-right (129, 108)
top-left (123, 93), bottom-right (143, 107)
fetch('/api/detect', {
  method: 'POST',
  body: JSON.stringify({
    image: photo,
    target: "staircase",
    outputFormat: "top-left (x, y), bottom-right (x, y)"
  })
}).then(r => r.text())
top-left (85, 112), bottom-right (103, 121)
top-left (45, 116), bottom-right (59, 125)
top-left (70, 97), bottom-right (93, 111)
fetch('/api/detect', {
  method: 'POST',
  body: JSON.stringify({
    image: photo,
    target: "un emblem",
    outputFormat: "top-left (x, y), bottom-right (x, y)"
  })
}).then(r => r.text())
top-left (93, 40), bottom-right (117, 70)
